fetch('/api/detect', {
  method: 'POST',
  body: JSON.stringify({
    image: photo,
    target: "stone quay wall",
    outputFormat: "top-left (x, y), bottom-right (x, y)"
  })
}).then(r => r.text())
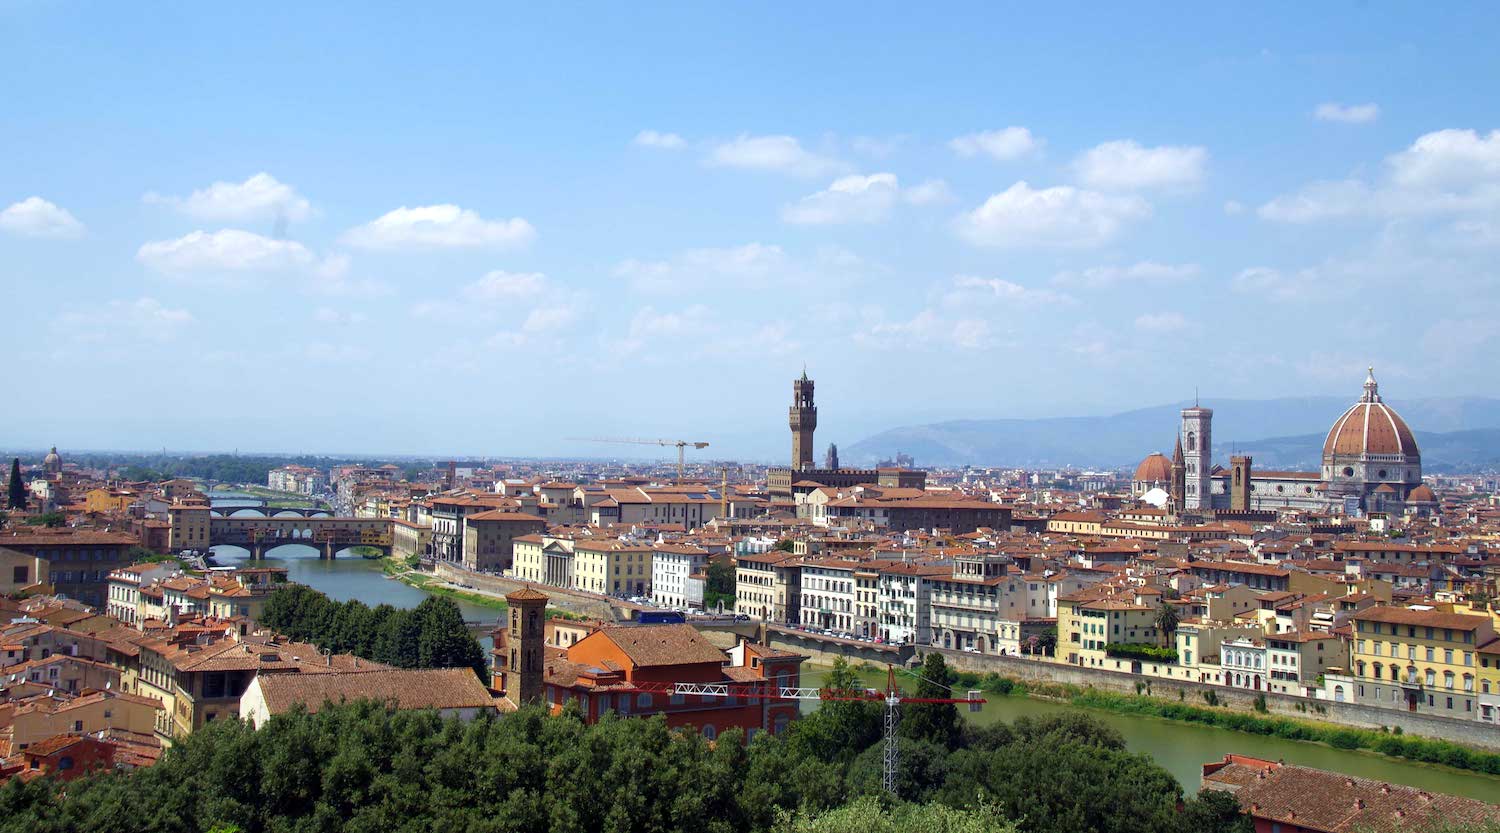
top-left (925, 647), bottom-right (1500, 751)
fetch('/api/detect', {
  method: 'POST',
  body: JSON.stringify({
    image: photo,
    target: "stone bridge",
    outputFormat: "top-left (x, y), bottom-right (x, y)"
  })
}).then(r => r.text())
top-left (208, 516), bottom-right (392, 559)
top-left (764, 625), bottom-right (916, 667)
top-left (211, 506), bottom-right (331, 518)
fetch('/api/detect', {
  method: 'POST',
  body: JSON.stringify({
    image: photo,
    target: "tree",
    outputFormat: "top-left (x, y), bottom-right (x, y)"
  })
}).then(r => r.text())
top-left (24, 512), bottom-right (65, 528)
top-left (6, 458), bottom-right (25, 510)
top-left (1034, 626), bottom-right (1057, 656)
top-left (1154, 602), bottom-right (1180, 645)
top-left (900, 653), bottom-right (961, 749)
top-left (775, 796), bottom-right (1018, 833)
top-left (775, 539), bottom-right (796, 552)
top-left (1177, 788), bottom-right (1252, 833)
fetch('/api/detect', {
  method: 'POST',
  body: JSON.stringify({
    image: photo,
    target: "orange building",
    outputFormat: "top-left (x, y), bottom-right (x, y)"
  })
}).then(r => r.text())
top-left (497, 604), bottom-right (807, 741)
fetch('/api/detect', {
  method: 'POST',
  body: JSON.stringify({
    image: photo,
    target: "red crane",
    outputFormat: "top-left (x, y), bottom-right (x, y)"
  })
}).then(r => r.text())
top-left (624, 665), bottom-right (984, 794)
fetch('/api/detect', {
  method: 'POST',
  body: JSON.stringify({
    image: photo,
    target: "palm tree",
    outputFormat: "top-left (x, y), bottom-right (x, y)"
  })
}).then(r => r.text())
top-left (1154, 602), bottom-right (1180, 646)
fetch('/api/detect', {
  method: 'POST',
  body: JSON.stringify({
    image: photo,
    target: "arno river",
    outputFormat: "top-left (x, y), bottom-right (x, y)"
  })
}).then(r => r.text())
top-left (207, 499), bottom-right (1499, 799)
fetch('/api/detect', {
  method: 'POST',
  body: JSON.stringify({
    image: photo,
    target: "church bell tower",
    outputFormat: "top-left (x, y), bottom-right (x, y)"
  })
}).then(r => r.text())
top-left (790, 369), bottom-right (817, 471)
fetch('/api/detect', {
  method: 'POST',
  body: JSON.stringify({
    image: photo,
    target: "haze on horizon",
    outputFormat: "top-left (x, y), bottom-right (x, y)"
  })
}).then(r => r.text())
top-left (4, 4), bottom-right (1499, 460)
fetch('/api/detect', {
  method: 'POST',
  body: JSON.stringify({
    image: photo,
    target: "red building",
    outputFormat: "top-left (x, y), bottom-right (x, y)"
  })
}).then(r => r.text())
top-left (497, 596), bottom-right (806, 741)
top-left (3, 735), bottom-right (117, 783)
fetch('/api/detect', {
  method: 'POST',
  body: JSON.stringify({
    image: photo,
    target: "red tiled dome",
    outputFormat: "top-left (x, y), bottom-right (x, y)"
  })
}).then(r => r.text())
top-left (1134, 453), bottom-right (1172, 482)
top-left (1322, 369), bottom-right (1419, 459)
top-left (1407, 484), bottom-right (1435, 502)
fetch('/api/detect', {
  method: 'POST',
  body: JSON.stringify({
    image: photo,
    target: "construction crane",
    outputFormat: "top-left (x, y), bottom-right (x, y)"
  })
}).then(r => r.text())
top-left (569, 437), bottom-right (709, 481)
top-left (624, 665), bottom-right (983, 795)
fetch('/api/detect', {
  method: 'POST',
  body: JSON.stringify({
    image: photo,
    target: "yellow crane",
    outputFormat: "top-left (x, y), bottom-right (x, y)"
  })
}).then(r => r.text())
top-left (569, 437), bottom-right (710, 481)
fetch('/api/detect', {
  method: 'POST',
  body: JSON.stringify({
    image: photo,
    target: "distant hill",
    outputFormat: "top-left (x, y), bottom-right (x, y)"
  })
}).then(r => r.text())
top-left (845, 397), bottom-right (1500, 470)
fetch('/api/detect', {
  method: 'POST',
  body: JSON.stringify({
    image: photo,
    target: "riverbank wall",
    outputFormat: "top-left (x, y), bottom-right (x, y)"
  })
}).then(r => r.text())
top-left (766, 628), bottom-right (915, 667)
top-left (925, 647), bottom-right (1500, 751)
top-left (430, 562), bottom-right (621, 620)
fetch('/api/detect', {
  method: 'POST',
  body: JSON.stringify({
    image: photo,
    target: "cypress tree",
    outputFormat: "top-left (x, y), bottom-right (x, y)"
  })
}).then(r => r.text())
top-left (6, 458), bottom-right (25, 510)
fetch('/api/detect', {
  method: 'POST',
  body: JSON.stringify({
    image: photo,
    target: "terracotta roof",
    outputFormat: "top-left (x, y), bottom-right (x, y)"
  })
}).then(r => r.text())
top-left (1351, 605), bottom-right (1490, 631)
top-left (1203, 754), bottom-right (1498, 832)
top-left (252, 668), bottom-right (495, 714)
top-left (594, 624), bottom-right (727, 668)
top-left (506, 586), bottom-right (550, 602)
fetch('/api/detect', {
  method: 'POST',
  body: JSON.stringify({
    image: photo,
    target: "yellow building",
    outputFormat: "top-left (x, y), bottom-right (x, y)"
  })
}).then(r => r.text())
top-left (571, 541), bottom-right (653, 596)
top-left (84, 488), bottom-right (138, 514)
top-left (1349, 606), bottom-right (1495, 719)
top-left (1058, 587), bottom-right (1162, 668)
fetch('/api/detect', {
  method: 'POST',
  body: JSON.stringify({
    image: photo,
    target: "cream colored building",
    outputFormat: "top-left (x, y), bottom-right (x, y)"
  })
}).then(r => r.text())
top-left (572, 541), bottom-right (653, 596)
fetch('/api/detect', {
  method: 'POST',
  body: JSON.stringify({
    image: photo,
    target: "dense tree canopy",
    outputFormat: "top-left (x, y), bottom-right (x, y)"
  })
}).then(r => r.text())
top-left (260, 585), bottom-right (486, 678)
top-left (0, 697), bottom-right (1250, 833)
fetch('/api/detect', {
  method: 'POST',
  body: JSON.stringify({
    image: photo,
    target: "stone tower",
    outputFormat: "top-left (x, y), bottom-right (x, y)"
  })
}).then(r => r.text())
top-left (789, 370), bottom-right (817, 471)
top-left (825, 443), bottom-right (839, 470)
top-left (1230, 455), bottom-right (1252, 512)
top-left (1180, 405), bottom-right (1213, 510)
top-left (503, 586), bottom-right (548, 706)
top-left (1170, 435), bottom-right (1186, 515)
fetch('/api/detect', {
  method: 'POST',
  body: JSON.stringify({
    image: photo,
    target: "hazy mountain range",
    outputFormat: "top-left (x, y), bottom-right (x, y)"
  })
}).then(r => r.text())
top-left (845, 397), bottom-right (1500, 472)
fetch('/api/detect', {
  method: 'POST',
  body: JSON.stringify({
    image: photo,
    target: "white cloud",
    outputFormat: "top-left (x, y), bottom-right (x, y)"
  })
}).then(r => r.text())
top-left (706, 134), bottom-right (843, 176)
top-left (1050, 261), bottom-right (1199, 290)
top-left (136, 229), bottom-right (321, 274)
top-left (58, 297), bottom-right (193, 341)
top-left (945, 275), bottom-right (1074, 307)
top-left (1232, 266), bottom-right (1310, 301)
top-left (464, 270), bottom-right (548, 300)
top-left (1314, 102), bottom-right (1380, 124)
top-left (955, 181), bottom-right (1150, 248)
top-left (949, 127), bottom-right (1042, 161)
top-left (851, 135), bottom-right (906, 158)
top-left (1073, 140), bottom-right (1207, 190)
top-left (633, 130), bottom-right (686, 150)
top-left (1387, 128), bottom-right (1500, 187)
top-left (903, 179), bottom-right (954, 206)
top-left (490, 304), bottom-right (581, 347)
top-left (1260, 129), bottom-right (1500, 223)
top-left (341, 204), bottom-right (536, 250)
top-left (855, 309), bottom-right (993, 351)
top-left (1134, 312), bottom-right (1188, 333)
top-left (1223, 200), bottom-right (1245, 215)
top-left (0, 197), bottom-right (84, 239)
top-left (143, 173), bottom-right (312, 222)
top-left (782, 173), bottom-right (900, 225)
top-left (615, 243), bottom-right (787, 292)
top-left (629, 305), bottom-right (714, 339)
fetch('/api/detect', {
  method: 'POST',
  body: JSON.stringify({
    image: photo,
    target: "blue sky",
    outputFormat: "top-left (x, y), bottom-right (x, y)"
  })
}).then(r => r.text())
top-left (4, 3), bottom-right (1499, 460)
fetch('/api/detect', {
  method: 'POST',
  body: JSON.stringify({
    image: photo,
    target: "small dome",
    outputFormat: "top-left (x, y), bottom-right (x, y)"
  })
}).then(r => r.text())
top-left (1134, 453), bottom-right (1172, 482)
top-left (1407, 484), bottom-right (1436, 503)
top-left (1374, 483), bottom-right (1395, 494)
top-left (1322, 369), bottom-right (1419, 460)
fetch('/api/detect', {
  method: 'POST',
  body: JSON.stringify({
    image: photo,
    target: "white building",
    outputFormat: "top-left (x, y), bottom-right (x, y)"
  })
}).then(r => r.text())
top-left (650, 544), bottom-right (709, 610)
top-left (799, 559), bottom-right (857, 633)
top-left (106, 562), bottom-right (178, 626)
top-left (874, 562), bottom-right (942, 645)
top-left (1220, 636), bottom-right (1268, 691)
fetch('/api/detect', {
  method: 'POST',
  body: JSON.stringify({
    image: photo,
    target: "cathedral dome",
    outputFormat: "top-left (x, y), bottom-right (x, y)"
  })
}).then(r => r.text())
top-left (42, 446), bottom-right (62, 474)
top-left (1407, 484), bottom-right (1435, 503)
top-left (1133, 453), bottom-right (1172, 483)
top-left (1322, 369), bottom-right (1419, 460)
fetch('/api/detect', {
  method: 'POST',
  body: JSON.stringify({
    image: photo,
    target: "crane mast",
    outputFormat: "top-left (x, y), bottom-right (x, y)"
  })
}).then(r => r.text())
top-left (567, 437), bottom-right (710, 481)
